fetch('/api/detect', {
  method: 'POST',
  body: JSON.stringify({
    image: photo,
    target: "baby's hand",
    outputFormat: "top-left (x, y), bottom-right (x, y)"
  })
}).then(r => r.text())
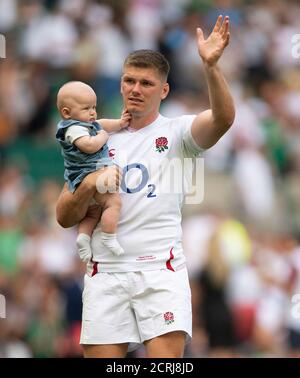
top-left (120, 109), bottom-right (131, 129)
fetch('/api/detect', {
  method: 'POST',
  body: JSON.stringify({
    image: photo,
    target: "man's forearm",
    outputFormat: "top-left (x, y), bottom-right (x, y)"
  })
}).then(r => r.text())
top-left (203, 63), bottom-right (235, 134)
top-left (56, 181), bottom-right (96, 228)
top-left (56, 167), bottom-right (122, 228)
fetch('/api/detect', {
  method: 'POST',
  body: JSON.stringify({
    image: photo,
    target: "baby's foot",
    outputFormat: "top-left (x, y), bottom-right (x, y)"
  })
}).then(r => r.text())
top-left (101, 232), bottom-right (124, 256)
top-left (76, 234), bottom-right (92, 262)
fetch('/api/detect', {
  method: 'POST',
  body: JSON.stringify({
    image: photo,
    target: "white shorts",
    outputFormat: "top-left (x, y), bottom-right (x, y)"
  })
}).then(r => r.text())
top-left (80, 266), bottom-right (192, 352)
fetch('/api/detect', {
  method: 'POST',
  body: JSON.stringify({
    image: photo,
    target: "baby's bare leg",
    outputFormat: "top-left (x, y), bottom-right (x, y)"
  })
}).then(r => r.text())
top-left (94, 192), bottom-right (124, 256)
top-left (94, 192), bottom-right (121, 234)
top-left (78, 205), bottom-right (102, 236)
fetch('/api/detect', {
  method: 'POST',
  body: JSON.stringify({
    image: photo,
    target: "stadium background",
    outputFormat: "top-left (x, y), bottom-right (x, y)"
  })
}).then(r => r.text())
top-left (1, 0), bottom-right (300, 357)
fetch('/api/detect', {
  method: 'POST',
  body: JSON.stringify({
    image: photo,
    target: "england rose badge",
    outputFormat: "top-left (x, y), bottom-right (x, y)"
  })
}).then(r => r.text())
top-left (155, 137), bottom-right (168, 153)
top-left (163, 311), bottom-right (174, 325)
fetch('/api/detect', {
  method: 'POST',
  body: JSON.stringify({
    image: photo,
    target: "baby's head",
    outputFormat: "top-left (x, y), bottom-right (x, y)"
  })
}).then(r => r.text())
top-left (57, 81), bottom-right (97, 123)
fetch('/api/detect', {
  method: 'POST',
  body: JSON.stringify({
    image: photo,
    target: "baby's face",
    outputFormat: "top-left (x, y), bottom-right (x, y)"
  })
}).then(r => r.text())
top-left (69, 90), bottom-right (97, 123)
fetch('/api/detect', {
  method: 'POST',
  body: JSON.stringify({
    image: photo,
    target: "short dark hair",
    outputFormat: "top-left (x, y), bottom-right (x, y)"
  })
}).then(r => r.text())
top-left (123, 50), bottom-right (170, 81)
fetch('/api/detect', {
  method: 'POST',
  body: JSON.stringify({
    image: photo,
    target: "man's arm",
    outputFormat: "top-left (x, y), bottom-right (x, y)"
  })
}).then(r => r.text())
top-left (56, 167), bottom-right (122, 228)
top-left (191, 15), bottom-right (235, 149)
top-left (56, 174), bottom-right (97, 228)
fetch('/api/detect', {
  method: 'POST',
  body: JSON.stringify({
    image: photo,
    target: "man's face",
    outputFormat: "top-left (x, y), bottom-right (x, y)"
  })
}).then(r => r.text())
top-left (121, 66), bottom-right (169, 118)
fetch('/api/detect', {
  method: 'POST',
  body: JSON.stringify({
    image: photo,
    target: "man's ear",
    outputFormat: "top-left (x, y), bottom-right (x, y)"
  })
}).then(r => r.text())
top-left (161, 83), bottom-right (170, 100)
top-left (61, 107), bottom-right (71, 119)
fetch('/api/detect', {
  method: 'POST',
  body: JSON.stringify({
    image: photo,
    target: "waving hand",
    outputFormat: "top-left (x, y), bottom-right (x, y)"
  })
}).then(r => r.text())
top-left (197, 15), bottom-right (230, 66)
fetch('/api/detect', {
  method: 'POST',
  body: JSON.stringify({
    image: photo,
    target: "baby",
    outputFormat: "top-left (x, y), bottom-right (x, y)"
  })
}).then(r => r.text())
top-left (56, 81), bottom-right (130, 261)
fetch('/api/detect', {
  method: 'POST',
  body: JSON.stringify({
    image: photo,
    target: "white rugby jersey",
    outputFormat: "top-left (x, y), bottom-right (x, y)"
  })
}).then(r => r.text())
top-left (89, 114), bottom-right (204, 273)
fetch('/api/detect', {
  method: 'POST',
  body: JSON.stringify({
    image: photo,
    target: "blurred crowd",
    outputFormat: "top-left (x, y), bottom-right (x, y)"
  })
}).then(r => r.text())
top-left (1, 0), bottom-right (300, 358)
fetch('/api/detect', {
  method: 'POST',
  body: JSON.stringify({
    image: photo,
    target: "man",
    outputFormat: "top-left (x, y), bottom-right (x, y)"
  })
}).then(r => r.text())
top-left (56, 16), bottom-right (235, 358)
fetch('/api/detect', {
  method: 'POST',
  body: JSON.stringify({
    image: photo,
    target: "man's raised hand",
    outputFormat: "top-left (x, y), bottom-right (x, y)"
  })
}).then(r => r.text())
top-left (197, 15), bottom-right (230, 66)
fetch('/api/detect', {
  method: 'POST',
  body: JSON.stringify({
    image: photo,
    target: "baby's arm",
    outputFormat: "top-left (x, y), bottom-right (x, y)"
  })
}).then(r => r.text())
top-left (98, 109), bottom-right (131, 133)
top-left (74, 131), bottom-right (109, 154)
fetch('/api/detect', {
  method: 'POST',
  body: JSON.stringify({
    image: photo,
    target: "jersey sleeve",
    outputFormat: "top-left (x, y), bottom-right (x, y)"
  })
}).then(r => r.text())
top-left (179, 115), bottom-right (206, 157)
top-left (65, 125), bottom-right (90, 144)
